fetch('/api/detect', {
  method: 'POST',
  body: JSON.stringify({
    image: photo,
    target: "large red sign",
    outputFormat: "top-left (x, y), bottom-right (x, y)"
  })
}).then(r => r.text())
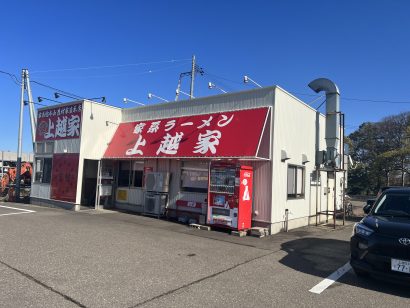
top-left (36, 103), bottom-right (82, 142)
top-left (104, 107), bottom-right (269, 158)
top-left (50, 153), bottom-right (79, 203)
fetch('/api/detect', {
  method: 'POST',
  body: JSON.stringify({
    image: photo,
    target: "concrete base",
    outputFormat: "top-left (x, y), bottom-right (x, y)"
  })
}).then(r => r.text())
top-left (30, 197), bottom-right (76, 211)
top-left (231, 230), bottom-right (247, 237)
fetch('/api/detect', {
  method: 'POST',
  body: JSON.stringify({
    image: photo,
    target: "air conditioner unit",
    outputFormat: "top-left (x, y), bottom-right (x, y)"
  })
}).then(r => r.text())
top-left (144, 192), bottom-right (168, 217)
top-left (145, 172), bottom-right (170, 192)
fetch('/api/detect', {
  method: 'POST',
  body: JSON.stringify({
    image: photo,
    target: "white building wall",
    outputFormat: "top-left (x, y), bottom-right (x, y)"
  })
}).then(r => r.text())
top-left (270, 87), bottom-right (328, 233)
top-left (75, 101), bottom-right (122, 208)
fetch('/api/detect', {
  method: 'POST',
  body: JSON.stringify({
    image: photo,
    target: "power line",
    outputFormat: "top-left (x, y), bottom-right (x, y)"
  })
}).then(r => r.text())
top-left (30, 58), bottom-right (191, 74)
top-left (30, 62), bottom-right (189, 80)
top-left (0, 70), bottom-right (20, 86)
top-left (30, 80), bottom-right (83, 99)
top-left (290, 91), bottom-right (410, 104)
top-left (204, 72), bottom-right (244, 86)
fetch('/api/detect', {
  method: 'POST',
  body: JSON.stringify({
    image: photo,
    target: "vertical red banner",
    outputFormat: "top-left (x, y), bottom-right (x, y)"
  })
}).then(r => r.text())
top-left (51, 153), bottom-right (79, 202)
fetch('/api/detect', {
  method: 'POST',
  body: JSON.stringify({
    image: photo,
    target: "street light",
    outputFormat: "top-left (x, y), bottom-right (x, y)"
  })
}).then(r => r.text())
top-left (38, 96), bottom-right (61, 104)
top-left (243, 75), bottom-right (262, 88)
top-left (54, 92), bottom-right (106, 103)
top-left (147, 93), bottom-right (169, 103)
top-left (175, 88), bottom-right (194, 98)
top-left (208, 82), bottom-right (227, 93)
top-left (123, 98), bottom-right (145, 106)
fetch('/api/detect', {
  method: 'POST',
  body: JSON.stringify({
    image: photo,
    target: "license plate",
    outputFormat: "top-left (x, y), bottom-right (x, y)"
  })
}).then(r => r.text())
top-left (391, 258), bottom-right (410, 274)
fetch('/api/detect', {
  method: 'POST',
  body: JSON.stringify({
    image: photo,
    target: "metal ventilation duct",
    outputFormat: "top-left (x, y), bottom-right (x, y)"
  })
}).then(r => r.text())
top-left (308, 78), bottom-right (340, 169)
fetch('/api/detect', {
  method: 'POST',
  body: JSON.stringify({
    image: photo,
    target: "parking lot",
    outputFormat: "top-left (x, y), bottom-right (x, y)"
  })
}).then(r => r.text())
top-left (0, 201), bottom-right (408, 308)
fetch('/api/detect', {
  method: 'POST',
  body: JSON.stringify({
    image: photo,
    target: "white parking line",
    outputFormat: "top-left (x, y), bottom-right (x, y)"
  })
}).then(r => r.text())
top-left (309, 262), bottom-right (352, 294)
top-left (0, 205), bottom-right (36, 217)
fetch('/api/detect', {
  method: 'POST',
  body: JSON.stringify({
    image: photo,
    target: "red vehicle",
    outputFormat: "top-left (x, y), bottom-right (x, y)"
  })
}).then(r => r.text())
top-left (0, 162), bottom-right (32, 201)
top-left (207, 163), bottom-right (253, 231)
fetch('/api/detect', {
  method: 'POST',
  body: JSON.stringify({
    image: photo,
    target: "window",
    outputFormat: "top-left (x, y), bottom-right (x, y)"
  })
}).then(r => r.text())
top-left (132, 161), bottom-right (144, 188)
top-left (118, 161), bottom-right (144, 188)
top-left (287, 165), bottom-right (305, 198)
top-left (310, 171), bottom-right (321, 186)
top-left (35, 143), bottom-right (45, 154)
top-left (35, 157), bottom-right (52, 183)
top-left (45, 142), bottom-right (54, 153)
top-left (118, 161), bottom-right (130, 187)
top-left (181, 161), bottom-right (209, 193)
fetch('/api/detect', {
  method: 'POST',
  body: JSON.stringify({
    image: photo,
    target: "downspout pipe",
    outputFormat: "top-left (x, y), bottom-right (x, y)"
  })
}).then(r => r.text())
top-left (308, 78), bottom-right (340, 169)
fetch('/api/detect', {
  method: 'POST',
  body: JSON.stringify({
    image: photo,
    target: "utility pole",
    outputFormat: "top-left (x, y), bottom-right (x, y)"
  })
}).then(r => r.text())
top-left (176, 55), bottom-right (204, 101)
top-left (189, 55), bottom-right (196, 99)
top-left (15, 69), bottom-right (26, 202)
top-left (25, 70), bottom-right (37, 149)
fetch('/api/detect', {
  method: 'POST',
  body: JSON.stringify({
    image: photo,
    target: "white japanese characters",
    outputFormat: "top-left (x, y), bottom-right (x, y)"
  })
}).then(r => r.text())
top-left (37, 104), bottom-right (82, 140)
top-left (156, 132), bottom-right (184, 155)
top-left (193, 130), bottom-right (221, 154)
top-left (124, 113), bottom-right (234, 156)
top-left (126, 135), bottom-right (146, 156)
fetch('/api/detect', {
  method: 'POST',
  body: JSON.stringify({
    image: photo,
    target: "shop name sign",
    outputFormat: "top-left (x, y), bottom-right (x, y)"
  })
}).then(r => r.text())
top-left (36, 103), bottom-right (82, 141)
top-left (104, 107), bottom-right (269, 158)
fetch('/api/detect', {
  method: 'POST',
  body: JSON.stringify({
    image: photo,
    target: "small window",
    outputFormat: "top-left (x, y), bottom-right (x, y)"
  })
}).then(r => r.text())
top-left (132, 161), bottom-right (144, 188)
top-left (118, 161), bottom-right (130, 187)
top-left (133, 170), bottom-right (143, 187)
top-left (181, 161), bottom-right (209, 193)
top-left (45, 142), bottom-right (54, 153)
top-left (35, 157), bottom-right (53, 183)
top-left (287, 165), bottom-right (305, 199)
top-left (35, 143), bottom-right (45, 154)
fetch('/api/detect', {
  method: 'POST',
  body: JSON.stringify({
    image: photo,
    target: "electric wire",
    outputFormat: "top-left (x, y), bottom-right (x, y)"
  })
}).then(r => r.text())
top-left (0, 70), bottom-right (21, 86)
top-left (3, 68), bottom-right (410, 106)
top-left (30, 80), bottom-right (83, 99)
top-left (30, 58), bottom-right (191, 74)
top-left (30, 62), bottom-right (189, 80)
top-left (290, 91), bottom-right (410, 104)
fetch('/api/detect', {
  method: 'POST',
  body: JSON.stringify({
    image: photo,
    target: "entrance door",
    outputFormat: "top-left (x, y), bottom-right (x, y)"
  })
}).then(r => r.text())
top-left (81, 159), bottom-right (99, 207)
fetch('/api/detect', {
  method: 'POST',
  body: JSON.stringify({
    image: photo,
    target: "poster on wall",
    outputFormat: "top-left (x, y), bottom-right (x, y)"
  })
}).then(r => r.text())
top-left (104, 107), bottom-right (270, 159)
top-left (51, 153), bottom-right (79, 203)
top-left (36, 103), bottom-right (83, 142)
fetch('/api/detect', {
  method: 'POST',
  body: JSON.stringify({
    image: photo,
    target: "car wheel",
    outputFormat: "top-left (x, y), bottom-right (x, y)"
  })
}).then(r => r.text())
top-left (352, 267), bottom-right (369, 278)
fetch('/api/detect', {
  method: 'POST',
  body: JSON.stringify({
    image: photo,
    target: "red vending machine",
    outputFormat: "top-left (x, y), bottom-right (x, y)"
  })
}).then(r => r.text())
top-left (207, 163), bottom-right (253, 231)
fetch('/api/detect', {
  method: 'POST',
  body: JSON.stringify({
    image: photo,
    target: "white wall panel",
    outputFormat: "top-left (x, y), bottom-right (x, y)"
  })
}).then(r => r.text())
top-left (128, 188), bottom-right (144, 205)
top-left (31, 183), bottom-right (51, 199)
top-left (271, 87), bottom-right (330, 228)
top-left (55, 139), bottom-right (80, 154)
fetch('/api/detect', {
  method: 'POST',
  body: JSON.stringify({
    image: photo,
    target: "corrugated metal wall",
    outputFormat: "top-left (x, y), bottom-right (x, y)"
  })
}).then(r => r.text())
top-left (55, 139), bottom-right (80, 154)
top-left (168, 159), bottom-right (181, 209)
top-left (122, 87), bottom-right (275, 123)
top-left (31, 183), bottom-right (51, 199)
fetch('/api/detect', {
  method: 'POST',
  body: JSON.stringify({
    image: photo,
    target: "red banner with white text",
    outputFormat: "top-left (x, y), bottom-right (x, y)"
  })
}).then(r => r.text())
top-left (104, 107), bottom-right (270, 159)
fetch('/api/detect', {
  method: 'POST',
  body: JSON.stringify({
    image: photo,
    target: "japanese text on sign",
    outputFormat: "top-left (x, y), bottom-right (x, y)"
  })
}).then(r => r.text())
top-left (36, 103), bottom-right (82, 141)
top-left (104, 107), bottom-right (269, 158)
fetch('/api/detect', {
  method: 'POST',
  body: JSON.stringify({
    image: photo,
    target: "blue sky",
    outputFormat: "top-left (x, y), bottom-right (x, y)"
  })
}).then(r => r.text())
top-left (1, 0), bottom-right (409, 153)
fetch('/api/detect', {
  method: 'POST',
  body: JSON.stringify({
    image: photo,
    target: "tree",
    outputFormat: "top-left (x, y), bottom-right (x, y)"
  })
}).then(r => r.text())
top-left (347, 111), bottom-right (410, 194)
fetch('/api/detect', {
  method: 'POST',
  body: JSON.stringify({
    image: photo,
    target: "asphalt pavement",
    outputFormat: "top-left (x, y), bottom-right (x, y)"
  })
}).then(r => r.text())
top-left (0, 201), bottom-right (408, 308)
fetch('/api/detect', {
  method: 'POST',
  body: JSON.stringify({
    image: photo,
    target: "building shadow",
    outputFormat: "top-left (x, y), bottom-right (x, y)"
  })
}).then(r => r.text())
top-left (279, 237), bottom-right (409, 298)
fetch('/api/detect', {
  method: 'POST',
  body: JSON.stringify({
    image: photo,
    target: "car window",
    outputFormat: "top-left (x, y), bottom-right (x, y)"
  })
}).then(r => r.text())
top-left (373, 193), bottom-right (410, 216)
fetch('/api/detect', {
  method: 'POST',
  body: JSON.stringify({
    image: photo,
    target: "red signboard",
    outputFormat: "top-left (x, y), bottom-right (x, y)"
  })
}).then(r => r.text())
top-left (50, 153), bottom-right (79, 203)
top-left (36, 103), bottom-right (82, 141)
top-left (104, 107), bottom-right (269, 158)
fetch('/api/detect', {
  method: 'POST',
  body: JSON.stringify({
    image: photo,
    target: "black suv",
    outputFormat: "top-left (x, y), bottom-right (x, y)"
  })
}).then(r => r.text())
top-left (351, 187), bottom-right (410, 283)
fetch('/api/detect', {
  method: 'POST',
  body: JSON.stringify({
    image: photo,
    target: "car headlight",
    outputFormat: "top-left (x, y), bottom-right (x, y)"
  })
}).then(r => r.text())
top-left (354, 223), bottom-right (374, 237)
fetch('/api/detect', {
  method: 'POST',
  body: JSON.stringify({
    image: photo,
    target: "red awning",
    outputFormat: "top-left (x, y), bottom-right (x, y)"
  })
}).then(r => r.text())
top-left (104, 107), bottom-right (270, 159)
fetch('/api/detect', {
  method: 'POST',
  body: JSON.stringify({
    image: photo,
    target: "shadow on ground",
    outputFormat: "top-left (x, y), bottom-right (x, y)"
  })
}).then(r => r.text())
top-left (280, 237), bottom-right (409, 298)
